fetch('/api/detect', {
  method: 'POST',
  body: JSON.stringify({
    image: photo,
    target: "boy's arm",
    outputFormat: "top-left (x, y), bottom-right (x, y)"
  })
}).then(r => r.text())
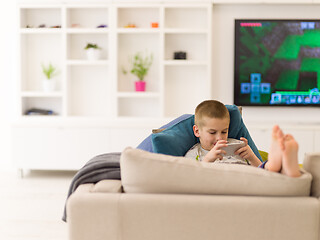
top-left (239, 126), bottom-right (262, 162)
top-left (235, 137), bottom-right (261, 167)
top-left (246, 152), bottom-right (262, 167)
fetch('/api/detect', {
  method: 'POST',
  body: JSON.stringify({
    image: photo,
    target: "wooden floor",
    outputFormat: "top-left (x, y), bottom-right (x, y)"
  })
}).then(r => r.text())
top-left (0, 170), bottom-right (76, 240)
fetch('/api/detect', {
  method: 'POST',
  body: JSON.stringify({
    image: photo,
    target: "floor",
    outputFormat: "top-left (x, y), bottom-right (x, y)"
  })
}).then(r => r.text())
top-left (0, 170), bottom-right (76, 240)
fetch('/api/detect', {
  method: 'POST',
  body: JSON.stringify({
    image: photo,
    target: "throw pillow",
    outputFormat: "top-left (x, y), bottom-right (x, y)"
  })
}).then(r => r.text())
top-left (136, 114), bottom-right (192, 152)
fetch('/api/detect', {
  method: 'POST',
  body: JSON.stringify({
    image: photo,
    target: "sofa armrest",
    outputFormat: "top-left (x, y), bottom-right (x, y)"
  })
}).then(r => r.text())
top-left (91, 180), bottom-right (123, 193)
top-left (67, 184), bottom-right (121, 240)
top-left (303, 153), bottom-right (320, 197)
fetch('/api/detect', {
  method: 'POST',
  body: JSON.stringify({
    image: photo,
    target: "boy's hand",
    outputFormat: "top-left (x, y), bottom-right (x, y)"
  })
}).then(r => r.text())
top-left (203, 140), bottom-right (228, 162)
top-left (234, 137), bottom-right (255, 160)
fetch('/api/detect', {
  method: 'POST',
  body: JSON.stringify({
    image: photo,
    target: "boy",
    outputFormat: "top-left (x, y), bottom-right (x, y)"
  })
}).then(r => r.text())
top-left (185, 100), bottom-right (301, 177)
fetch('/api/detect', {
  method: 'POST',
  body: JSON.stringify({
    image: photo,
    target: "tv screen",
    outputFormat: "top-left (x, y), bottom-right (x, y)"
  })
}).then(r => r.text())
top-left (234, 19), bottom-right (320, 106)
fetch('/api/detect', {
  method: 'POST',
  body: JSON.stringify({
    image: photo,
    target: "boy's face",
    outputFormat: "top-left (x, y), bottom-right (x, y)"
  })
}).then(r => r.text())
top-left (193, 117), bottom-right (229, 151)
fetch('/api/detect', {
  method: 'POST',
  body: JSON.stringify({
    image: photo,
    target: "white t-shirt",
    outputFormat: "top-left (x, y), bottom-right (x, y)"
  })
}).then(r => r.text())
top-left (184, 138), bottom-right (249, 165)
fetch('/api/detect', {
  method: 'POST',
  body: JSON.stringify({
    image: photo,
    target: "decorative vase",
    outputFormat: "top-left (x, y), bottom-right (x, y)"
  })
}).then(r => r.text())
top-left (85, 48), bottom-right (101, 61)
top-left (42, 79), bottom-right (56, 92)
top-left (151, 22), bottom-right (159, 28)
top-left (135, 81), bottom-right (146, 92)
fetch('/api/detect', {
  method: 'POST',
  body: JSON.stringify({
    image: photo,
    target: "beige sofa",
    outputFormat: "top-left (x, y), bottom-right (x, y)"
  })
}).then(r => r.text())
top-left (67, 148), bottom-right (320, 240)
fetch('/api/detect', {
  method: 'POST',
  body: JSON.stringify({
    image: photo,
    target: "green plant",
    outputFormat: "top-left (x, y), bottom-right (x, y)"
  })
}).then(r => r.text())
top-left (84, 43), bottom-right (101, 50)
top-left (41, 63), bottom-right (58, 80)
top-left (127, 51), bottom-right (153, 81)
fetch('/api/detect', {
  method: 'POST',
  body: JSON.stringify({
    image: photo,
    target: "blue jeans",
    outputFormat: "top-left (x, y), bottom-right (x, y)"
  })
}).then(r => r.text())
top-left (259, 160), bottom-right (268, 169)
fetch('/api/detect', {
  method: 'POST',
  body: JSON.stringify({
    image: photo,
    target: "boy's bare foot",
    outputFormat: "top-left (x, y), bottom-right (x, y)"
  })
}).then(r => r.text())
top-left (281, 134), bottom-right (301, 177)
top-left (265, 125), bottom-right (284, 172)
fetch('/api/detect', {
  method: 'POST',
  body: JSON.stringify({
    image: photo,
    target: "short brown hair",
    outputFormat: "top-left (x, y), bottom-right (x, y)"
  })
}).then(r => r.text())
top-left (194, 100), bottom-right (230, 127)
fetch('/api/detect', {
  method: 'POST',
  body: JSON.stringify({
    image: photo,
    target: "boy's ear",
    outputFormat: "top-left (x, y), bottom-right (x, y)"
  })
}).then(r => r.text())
top-left (193, 125), bottom-right (200, 138)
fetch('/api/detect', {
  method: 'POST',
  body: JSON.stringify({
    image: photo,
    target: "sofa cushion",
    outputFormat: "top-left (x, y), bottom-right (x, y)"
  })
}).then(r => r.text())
top-left (152, 115), bottom-right (198, 157)
top-left (92, 180), bottom-right (123, 193)
top-left (150, 105), bottom-right (262, 161)
top-left (120, 147), bottom-right (312, 196)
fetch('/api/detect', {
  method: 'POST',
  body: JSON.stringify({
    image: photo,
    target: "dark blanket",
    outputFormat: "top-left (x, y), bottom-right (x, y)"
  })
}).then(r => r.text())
top-left (62, 152), bottom-right (121, 222)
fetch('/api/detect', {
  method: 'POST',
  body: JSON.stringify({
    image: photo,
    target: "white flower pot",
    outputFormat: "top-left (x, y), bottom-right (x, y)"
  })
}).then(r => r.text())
top-left (86, 48), bottom-right (101, 61)
top-left (42, 79), bottom-right (56, 92)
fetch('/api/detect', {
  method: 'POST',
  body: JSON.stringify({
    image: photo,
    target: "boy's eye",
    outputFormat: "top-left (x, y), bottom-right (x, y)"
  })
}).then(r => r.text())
top-left (222, 131), bottom-right (227, 134)
top-left (209, 132), bottom-right (216, 135)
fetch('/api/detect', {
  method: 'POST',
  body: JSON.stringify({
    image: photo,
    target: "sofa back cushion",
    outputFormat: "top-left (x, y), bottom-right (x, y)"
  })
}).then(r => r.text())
top-left (120, 147), bottom-right (312, 196)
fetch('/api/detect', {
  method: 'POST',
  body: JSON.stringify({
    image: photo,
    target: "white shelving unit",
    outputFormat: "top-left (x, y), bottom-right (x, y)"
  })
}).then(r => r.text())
top-left (18, 3), bottom-right (211, 119)
top-left (14, 2), bottom-right (212, 171)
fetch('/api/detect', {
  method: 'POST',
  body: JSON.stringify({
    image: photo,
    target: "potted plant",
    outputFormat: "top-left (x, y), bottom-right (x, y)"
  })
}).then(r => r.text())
top-left (41, 63), bottom-right (58, 92)
top-left (124, 51), bottom-right (153, 92)
top-left (84, 43), bottom-right (102, 61)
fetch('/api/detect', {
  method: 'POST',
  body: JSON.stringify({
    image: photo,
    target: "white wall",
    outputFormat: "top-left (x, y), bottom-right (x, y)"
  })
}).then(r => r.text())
top-left (0, 2), bottom-right (17, 171)
top-left (212, 3), bottom-right (320, 125)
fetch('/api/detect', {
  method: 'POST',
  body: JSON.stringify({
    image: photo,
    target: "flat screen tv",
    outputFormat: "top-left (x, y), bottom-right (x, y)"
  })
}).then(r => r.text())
top-left (234, 19), bottom-right (320, 106)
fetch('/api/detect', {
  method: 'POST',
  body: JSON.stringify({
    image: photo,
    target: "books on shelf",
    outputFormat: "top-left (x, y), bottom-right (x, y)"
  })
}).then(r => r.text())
top-left (25, 108), bottom-right (55, 116)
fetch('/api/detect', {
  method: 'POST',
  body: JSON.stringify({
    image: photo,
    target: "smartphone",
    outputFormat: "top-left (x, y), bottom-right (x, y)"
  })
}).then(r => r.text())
top-left (221, 140), bottom-right (245, 156)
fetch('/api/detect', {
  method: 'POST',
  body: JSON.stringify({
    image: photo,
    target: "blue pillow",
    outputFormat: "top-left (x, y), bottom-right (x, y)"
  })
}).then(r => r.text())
top-left (136, 114), bottom-right (192, 152)
top-left (150, 105), bottom-right (262, 162)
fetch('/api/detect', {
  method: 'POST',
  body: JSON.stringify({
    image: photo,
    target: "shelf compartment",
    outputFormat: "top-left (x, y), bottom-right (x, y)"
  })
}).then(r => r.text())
top-left (66, 7), bottom-right (109, 29)
top-left (22, 97), bottom-right (62, 116)
top-left (118, 33), bottom-right (160, 92)
top-left (164, 29), bottom-right (207, 34)
top-left (164, 33), bottom-right (208, 61)
top-left (20, 34), bottom-right (63, 92)
top-left (117, 7), bottom-right (160, 29)
top-left (67, 65), bottom-right (111, 117)
top-left (118, 97), bottom-right (160, 118)
top-left (20, 8), bottom-right (62, 29)
top-left (21, 91), bottom-right (63, 97)
top-left (117, 28), bottom-right (160, 34)
top-left (164, 60), bottom-right (207, 66)
top-left (67, 60), bottom-right (109, 66)
top-left (67, 33), bottom-right (109, 60)
top-left (164, 7), bottom-right (208, 30)
top-left (164, 65), bottom-right (208, 117)
top-left (20, 28), bottom-right (62, 34)
top-left (117, 92), bottom-right (160, 98)
top-left (66, 28), bottom-right (109, 34)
